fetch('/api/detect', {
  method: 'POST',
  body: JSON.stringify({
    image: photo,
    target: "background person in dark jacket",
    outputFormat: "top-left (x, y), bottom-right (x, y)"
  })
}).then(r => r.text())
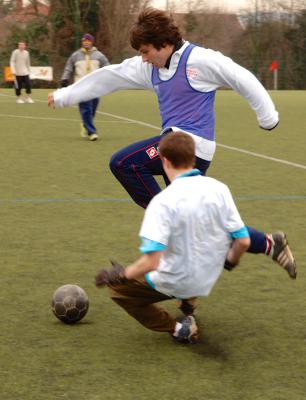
top-left (60, 33), bottom-right (109, 141)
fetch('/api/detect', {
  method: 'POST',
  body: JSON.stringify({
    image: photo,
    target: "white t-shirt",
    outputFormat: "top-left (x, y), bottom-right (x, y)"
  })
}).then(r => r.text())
top-left (53, 41), bottom-right (279, 161)
top-left (139, 174), bottom-right (246, 298)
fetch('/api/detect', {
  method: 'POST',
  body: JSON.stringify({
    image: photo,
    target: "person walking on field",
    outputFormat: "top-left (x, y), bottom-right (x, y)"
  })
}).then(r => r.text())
top-left (95, 132), bottom-right (251, 343)
top-left (10, 41), bottom-right (34, 104)
top-left (60, 33), bottom-right (109, 141)
top-left (48, 8), bottom-right (296, 280)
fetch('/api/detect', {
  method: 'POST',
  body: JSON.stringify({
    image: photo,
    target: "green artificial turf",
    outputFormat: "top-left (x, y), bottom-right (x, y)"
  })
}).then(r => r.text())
top-left (0, 88), bottom-right (305, 400)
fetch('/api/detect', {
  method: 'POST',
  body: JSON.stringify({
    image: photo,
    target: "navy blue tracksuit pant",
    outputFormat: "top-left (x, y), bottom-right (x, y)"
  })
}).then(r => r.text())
top-left (109, 134), bottom-right (268, 255)
top-left (110, 135), bottom-right (210, 209)
top-left (79, 98), bottom-right (99, 134)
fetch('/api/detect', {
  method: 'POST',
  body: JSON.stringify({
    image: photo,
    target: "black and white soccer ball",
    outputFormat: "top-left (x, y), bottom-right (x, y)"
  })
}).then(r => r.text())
top-left (51, 284), bottom-right (89, 324)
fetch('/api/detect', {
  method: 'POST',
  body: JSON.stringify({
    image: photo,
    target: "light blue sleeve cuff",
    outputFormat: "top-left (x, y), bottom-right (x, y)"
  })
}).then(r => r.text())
top-left (145, 273), bottom-right (156, 289)
top-left (139, 237), bottom-right (167, 254)
top-left (230, 226), bottom-right (250, 239)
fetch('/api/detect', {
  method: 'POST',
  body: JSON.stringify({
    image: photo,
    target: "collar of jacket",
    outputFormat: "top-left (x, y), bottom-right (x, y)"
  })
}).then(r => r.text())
top-left (81, 46), bottom-right (97, 53)
top-left (164, 40), bottom-right (184, 69)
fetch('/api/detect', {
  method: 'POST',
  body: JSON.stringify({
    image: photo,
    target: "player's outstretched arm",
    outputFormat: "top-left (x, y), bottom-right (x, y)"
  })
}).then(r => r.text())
top-left (49, 57), bottom-right (153, 108)
top-left (199, 49), bottom-right (279, 130)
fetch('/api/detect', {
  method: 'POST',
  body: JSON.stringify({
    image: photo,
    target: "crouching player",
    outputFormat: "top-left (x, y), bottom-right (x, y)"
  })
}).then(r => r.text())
top-left (95, 132), bottom-right (251, 343)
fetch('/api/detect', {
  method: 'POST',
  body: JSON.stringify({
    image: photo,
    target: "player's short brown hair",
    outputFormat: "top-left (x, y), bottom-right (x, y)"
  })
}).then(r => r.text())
top-left (130, 8), bottom-right (182, 50)
top-left (159, 132), bottom-right (195, 169)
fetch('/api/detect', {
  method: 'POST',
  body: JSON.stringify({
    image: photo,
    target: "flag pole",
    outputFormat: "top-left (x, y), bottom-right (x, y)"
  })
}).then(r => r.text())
top-left (269, 60), bottom-right (279, 90)
top-left (273, 69), bottom-right (278, 90)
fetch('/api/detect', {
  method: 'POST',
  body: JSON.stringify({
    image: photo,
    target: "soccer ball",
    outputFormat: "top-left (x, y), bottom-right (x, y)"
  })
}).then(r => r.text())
top-left (51, 284), bottom-right (89, 324)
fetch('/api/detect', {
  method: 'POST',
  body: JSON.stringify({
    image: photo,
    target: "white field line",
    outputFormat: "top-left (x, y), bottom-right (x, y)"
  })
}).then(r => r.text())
top-left (96, 109), bottom-right (160, 130)
top-left (96, 110), bottom-right (306, 171)
top-left (0, 195), bottom-right (305, 205)
top-left (1, 92), bottom-right (305, 170)
top-left (216, 143), bottom-right (306, 170)
top-left (0, 113), bottom-right (134, 123)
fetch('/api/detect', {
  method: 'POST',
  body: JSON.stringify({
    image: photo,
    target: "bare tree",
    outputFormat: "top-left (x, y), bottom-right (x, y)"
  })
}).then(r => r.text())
top-left (233, 0), bottom-right (306, 88)
top-left (175, 1), bottom-right (243, 55)
top-left (96, 0), bottom-right (150, 61)
top-left (47, 0), bottom-right (150, 81)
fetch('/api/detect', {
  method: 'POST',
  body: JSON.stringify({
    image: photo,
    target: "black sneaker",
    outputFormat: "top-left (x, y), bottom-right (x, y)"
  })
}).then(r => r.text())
top-left (270, 232), bottom-right (297, 279)
top-left (173, 316), bottom-right (199, 344)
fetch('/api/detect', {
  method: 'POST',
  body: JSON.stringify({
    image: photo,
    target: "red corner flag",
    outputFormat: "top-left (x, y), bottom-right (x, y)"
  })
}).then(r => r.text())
top-left (269, 60), bottom-right (279, 71)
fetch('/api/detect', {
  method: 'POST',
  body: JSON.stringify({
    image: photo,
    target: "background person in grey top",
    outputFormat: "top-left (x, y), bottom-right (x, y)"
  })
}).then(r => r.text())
top-left (10, 41), bottom-right (34, 104)
top-left (60, 33), bottom-right (109, 141)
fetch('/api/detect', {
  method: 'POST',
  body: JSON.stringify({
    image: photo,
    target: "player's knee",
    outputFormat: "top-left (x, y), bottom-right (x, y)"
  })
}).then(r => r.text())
top-left (109, 150), bottom-right (132, 175)
top-left (109, 152), bottom-right (123, 175)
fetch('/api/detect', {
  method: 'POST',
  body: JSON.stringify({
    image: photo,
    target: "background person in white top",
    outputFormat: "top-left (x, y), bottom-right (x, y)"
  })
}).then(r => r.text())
top-left (95, 132), bottom-right (251, 343)
top-left (10, 42), bottom-right (34, 104)
top-left (48, 8), bottom-right (296, 280)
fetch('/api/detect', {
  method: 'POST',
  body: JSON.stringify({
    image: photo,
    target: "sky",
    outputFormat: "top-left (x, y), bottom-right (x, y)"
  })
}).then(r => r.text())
top-left (151, 0), bottom-right (253, 12)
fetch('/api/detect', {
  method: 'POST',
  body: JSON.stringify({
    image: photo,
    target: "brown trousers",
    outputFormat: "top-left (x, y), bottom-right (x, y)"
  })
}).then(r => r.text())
top-left (108, 279), bottom-right (197, 333)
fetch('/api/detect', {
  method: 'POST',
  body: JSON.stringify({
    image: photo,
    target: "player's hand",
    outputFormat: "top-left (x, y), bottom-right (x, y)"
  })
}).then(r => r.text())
top-left (224, 259), bottom-right (238, 271)
top-left (260, 121), bottom-right (279, 131)
top-left (48, 92), bottom-right (55, 107)
top-left (95, 260), bottom-right (127, 287)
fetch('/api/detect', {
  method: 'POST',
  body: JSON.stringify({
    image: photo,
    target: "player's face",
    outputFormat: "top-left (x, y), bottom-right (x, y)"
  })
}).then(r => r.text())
top-left (139, 43), bottom-right (174, 68)
top-left (18, 42), bottom-right (26, 50)
top-left (82, 39), bottom-right (93, 49)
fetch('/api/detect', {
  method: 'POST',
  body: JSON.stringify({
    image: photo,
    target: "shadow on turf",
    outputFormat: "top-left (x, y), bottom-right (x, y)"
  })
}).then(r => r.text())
top-left (170, 330), bottom-right (229, 361)
top-left (190, 336), bottom-right (229, 360)
top-left (51, 319), bottom-right (94, 326)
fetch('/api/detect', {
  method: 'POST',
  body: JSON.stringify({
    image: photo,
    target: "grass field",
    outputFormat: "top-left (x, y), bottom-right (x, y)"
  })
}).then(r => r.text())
top-left (0, 88), bottom-right (305, 400)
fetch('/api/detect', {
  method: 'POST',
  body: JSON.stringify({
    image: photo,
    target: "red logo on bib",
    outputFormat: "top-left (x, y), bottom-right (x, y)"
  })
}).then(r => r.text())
top-left (146, 147), bottom-right (158, 159)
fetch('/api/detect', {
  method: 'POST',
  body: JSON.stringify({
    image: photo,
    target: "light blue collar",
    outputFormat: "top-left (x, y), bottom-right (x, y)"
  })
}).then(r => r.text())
top-left (176, 168), bottom-right (201, 179)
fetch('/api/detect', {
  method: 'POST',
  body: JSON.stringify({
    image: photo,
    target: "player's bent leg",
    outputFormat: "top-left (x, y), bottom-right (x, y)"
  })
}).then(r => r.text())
top-left (246, 227), bottom-right (296, 279)
top-left (195, 157), bottom-right (211, 176)
top-left (109, 136), bottom-right (164, 209)
top-left (178, 297), bottom-right (198, 316)
top-left (108, 279), bottom-right (176, 332)
top-left (246, 226), bottom-right (268, 254)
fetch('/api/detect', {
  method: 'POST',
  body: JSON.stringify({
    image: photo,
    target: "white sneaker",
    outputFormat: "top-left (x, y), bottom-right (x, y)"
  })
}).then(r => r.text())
top-left (26, 97), bottom-right (34, 103)
top-left (16, 98), bottom-right (24, 104)
top-left (88, 133), bottom-right (98, 141)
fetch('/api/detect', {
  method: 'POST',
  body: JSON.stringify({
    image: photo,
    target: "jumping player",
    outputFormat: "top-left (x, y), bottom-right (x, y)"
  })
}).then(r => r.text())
top-left (48, 8), bottom-right (296, 280)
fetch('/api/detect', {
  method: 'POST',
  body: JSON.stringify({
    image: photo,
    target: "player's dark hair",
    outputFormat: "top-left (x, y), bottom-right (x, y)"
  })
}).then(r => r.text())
top-left (159, 132), bottom-right (195, 169)
top-left (130, 8), bottom-right (182, 50)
